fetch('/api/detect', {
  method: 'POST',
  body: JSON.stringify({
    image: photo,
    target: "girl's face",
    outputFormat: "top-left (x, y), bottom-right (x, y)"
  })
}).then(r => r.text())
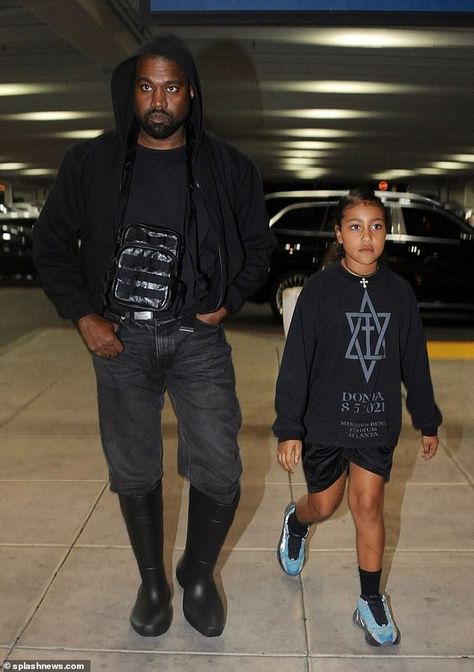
top-left (335, 201), bottom-right (386, 276)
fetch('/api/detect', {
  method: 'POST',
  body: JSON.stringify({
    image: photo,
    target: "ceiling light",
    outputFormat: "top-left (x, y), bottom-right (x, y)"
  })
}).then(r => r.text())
top-left (1, 111), bottom-right (110, 121)
top-left (0, 82), bottom-right (107, 96)
top-left (0, 84), bottom-right (59, 96)
top-left (52, 130), bottom-right (105, 139)
top-left (201, 25), bottom-right (474, 49)
top-left (18, 168), bottom-right (57, 176)
top-left (431, 161), bottom-right (470, 170)
top-left (281, 141), bottom-right (339, 150)
top-left (276, 149), bottom-right (329, 158)
top-left (314, 30), bottom-right (419, 49)
top-left (269, 109), bottom-right (375, 120)
top-left (449, 154), bottom-right (474, 163)
top-left (418, 168), bottom-right (447, 176)
top-left (0, 162), bottom-right (29, 170)
top-left (273, 129), bottom-right (355, 138)
top-left (265, 81), bottom-right (426, 94)
top-left (373, 169), bottom-right (416, 180)
top-left (291, 28), bottom-right (474, 49)
top-left (281, 157), bottom-right (320, 167)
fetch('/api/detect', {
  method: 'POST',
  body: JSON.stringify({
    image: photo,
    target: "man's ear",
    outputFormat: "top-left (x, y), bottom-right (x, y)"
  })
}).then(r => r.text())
top-left (189, 85), bottom-right (195, 99)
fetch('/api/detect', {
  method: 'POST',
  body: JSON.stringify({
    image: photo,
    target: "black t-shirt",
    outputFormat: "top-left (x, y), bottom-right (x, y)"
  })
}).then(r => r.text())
top-left (108, 144), bottom-right (195, 318)
top-left (124, 144), bottom-right (187, 230)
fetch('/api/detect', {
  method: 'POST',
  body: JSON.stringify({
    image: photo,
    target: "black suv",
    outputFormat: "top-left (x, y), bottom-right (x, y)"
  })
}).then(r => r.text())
top-left (258, 190), bottom-right (474, 319)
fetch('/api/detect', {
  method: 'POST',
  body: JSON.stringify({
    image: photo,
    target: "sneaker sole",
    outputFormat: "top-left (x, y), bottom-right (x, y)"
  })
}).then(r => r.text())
top-left (352, 609), bottom-right (401, 647)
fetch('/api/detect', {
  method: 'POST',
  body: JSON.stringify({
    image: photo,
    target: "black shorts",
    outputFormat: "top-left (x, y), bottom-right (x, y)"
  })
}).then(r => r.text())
top-left (302, 442), bottom-right (394, 493)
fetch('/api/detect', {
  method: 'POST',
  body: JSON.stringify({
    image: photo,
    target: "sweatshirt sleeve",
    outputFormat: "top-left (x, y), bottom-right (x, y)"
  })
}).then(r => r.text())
top-left (32, 145), bottom-right (96, 321)
top-left (400, 288), bottom-right (442, 436)
top-left (273, 285), bottom-right (317, 441)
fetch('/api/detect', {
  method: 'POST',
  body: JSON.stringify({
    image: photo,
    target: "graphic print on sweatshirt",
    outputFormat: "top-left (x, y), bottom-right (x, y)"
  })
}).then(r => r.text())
top-left (345, 289), bottom-right (391, 383)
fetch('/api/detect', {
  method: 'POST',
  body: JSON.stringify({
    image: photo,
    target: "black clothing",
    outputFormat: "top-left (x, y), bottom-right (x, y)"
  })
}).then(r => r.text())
top-left (176, 485), bottom-right (240, 637)
top-left (273, 262), bottom-right (442, 449)
top-left (33, 35), bottom-right (276, 322)
top-left (119, 482), bottom-right (172, 636)
top-left (288, 511), bottom-right (309, 537)
top-left (92, 317), bottom-right (242, 501)
top-left (301, 442), bottom-right (393, 492)
top-left (107, 144), bottom-right (190, 320)
top-left (359, 568), bottom-right (383, 602)
top-left (123, 145), bottom-right (187, 229)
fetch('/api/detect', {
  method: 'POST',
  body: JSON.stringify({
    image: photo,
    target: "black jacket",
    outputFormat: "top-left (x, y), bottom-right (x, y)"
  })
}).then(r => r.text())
top-left (33, 35), bottom-right (275, 321)
top-left (274, 263), bottom-right (442, 448)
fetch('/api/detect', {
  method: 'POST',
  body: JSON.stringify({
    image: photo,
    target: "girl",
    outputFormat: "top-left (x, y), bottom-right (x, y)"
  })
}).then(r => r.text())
top-left (273, 187), bottom-right (441, 647)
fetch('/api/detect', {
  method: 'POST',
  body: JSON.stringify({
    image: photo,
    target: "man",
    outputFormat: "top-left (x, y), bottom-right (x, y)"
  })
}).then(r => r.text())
top-left (33, 35), bottom-right (275, 639)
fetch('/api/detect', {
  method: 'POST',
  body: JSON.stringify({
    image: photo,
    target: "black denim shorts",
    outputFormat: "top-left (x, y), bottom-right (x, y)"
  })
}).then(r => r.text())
top-left (302, 442), bottom-right (394, 493)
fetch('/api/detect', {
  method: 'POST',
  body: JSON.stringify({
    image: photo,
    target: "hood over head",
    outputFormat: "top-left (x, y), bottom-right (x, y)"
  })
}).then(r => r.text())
top-left (111, 34), bottom-right (203, 150)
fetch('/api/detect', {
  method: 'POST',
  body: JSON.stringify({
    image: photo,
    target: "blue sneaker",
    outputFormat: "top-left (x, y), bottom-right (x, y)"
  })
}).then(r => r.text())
top-left (353, 594), bottom-right (401, 647)
top-left (277, 503), bottom-right (308, 576)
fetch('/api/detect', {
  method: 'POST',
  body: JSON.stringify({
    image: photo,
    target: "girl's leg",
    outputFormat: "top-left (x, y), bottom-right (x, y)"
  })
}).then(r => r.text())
top-left (348, 463), bottom-right (399, 646)
top-left (347, 463), bottom-right (385, 572)
top-left (296, 468), bottom-right (348, 524)
top-left (277, 470), bottom-right (348, 576)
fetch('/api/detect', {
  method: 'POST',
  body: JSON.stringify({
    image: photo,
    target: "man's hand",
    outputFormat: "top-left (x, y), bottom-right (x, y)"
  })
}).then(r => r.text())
top-left (195, 306), bottom-right (229, 326)
top-left (421, 434), bottom-right (438, 460)
top-left (76, 314), bottom-right (124, 358)
top-left (277, 439), bottom-right (303, 473)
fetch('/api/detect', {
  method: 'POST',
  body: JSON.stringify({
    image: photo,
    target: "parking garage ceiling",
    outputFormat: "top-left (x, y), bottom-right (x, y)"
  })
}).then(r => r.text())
top-left (1, 0), bottom-right (474, 191)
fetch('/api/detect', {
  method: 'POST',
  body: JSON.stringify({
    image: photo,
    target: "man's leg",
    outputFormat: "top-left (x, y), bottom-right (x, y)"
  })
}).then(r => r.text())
top-left (167, 321), bottom-right (242, 636)
top-left (93, 322), bottom-right (172, 636)
top-left (119, 482), bottom-right (172, 636)
top-left (176, 484), bottom-right (240, 637)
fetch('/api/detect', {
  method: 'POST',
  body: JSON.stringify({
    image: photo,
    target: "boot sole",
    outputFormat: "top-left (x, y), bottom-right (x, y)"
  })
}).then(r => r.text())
top-left (131, 610), bottom-right (173, 637)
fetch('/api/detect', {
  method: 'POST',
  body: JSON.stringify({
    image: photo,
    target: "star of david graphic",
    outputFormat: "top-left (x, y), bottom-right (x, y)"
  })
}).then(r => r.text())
top-left (345, 291), bottom-right (391, 383)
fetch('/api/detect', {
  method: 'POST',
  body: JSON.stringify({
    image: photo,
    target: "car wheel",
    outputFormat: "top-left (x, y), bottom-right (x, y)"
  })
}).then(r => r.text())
top-left (270, 271), bottom-right (309, 320)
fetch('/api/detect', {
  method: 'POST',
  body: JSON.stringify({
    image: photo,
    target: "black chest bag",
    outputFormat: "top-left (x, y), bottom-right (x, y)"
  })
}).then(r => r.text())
top-left (111, 222), bottom-right (182, 312)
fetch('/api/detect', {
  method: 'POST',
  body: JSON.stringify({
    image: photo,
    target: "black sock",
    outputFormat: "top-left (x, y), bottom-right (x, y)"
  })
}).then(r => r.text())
top-left (359, 568), bottom-right (387, 626)
top-left (288, 511), bottom-right (309, 537)
top-left (359, 567), bottom-right (382, 599)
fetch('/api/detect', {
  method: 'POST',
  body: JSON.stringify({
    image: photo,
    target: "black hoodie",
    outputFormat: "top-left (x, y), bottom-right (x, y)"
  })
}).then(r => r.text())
top-left (33, 35), bottom-right (276, 321)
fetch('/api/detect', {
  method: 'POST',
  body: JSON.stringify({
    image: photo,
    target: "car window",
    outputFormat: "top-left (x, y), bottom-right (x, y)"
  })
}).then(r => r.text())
top-left (266, 198), bottom-right (297, 221)
top-left (271, 203), bottom-right (329, 231)
top-left (402, 207), bottom-right (462, 240)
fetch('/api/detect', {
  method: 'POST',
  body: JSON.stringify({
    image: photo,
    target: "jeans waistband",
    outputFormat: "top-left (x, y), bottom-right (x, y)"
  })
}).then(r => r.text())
top-left (104, 309), bottom-right (195, 331)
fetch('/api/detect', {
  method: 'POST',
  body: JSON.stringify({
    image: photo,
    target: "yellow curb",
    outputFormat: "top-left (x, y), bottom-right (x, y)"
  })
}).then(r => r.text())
top-left (427, 341), bottom-right (474, 360)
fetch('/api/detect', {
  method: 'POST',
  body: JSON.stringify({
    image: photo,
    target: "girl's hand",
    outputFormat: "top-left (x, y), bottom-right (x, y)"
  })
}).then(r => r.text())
top-left (277, 440), bottom-right (302, 473)
top-left (421, 435), bottom-right (438, 460)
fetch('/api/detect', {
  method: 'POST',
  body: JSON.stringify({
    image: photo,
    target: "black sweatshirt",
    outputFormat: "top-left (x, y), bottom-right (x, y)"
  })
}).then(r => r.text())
top-left (32, 35), bottom-right (276, 321)
top-left (273, 262), bottom-right (442, 447)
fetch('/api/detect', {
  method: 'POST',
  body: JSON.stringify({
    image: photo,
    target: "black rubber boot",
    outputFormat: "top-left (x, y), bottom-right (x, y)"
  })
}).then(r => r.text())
top-left (119, 481), bottom-right (172, 636)
top-left (176, 485), bottom-right (240, 637)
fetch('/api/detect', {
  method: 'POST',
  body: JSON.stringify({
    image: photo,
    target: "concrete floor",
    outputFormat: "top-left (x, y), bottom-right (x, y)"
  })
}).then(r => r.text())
top-left (0, 300), bottom-right (473, 671)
